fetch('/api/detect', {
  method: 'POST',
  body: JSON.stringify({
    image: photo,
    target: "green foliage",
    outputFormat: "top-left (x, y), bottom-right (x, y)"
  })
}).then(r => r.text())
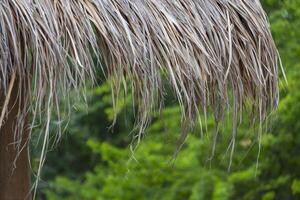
top-left (35, 1), bottom-right (300, 200)
top-left (292, 179), bottom-right (300, 195)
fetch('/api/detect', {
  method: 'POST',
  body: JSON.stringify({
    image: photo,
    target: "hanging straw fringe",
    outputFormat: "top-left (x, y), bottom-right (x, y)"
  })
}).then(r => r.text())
top-left (0, 0), bottom-right (283, 190)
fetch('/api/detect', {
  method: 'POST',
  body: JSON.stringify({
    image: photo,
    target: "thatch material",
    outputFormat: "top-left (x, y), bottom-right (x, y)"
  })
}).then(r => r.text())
top-left (0, 0), bottom-right (282, 193)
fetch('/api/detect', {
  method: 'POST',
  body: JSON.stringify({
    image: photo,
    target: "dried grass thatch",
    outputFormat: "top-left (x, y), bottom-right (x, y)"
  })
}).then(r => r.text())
top-left (0, 0), bottom-right (282, 194)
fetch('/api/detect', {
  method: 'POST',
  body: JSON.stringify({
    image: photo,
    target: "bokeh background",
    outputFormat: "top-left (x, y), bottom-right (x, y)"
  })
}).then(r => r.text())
top-left (33, 1), bottom-right (300, 199)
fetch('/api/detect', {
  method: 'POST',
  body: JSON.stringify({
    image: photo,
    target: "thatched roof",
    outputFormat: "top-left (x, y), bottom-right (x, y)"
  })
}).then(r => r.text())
top-left (0, 0), bottom-right (282, 185)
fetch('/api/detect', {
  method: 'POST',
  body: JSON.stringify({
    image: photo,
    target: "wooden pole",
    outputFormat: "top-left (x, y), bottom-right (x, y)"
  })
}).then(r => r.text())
top-left (0, 76), bottom-right (31, 200)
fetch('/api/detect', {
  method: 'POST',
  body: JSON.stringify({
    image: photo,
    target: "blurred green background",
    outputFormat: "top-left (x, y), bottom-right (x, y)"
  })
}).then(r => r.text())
top-left (33, 1), bottom-right (300, 199)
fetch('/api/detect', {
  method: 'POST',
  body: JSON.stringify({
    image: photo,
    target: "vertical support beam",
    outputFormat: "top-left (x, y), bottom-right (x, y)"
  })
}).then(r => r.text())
top-left (0, 77), bottom-right (31, 199)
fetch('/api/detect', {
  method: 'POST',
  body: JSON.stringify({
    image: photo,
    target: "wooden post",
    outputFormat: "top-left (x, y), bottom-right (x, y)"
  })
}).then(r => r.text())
top-left (0, 76), bottom-right (31, 200)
